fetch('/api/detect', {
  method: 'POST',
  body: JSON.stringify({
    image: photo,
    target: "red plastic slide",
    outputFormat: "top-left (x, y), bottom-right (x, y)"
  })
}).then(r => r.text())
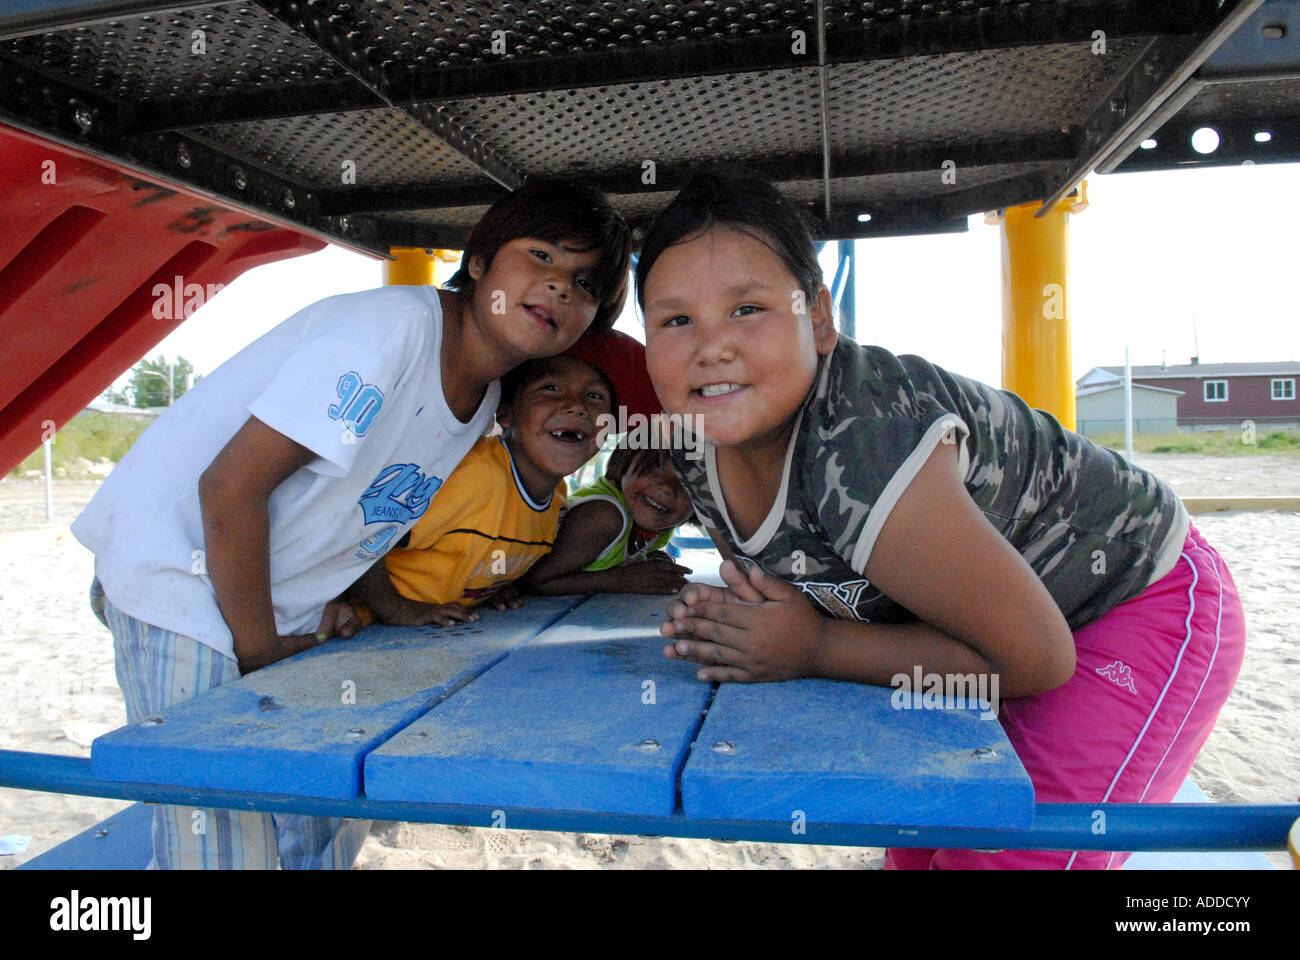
top-left (0, 123), bottom-right (325, 475)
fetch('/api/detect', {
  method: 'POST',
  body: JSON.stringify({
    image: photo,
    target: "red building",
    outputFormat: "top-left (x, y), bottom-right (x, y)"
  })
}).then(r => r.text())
top-left (1078, 361), bottom-right (1300, 431)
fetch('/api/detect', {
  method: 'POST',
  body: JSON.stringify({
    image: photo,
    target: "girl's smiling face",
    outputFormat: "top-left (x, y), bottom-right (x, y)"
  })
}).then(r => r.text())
top-left (642, 226), bottom-right (836, 451)
top-left (621, 457), bottom-right (693, 532)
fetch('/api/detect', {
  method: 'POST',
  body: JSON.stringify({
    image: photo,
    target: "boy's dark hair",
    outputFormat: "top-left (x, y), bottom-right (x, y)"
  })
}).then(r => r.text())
top-left (445, 177), bottom-right (632, 334)
top-left (498, 355), bottom-right (617, 423)
top-left (634, 166), bottom-right (824, 313)
top-left (605, 445), bottom-right (698, 526)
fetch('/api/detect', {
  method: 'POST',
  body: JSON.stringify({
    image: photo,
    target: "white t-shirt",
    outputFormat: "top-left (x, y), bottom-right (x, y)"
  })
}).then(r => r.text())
top-left (73, 284), bottom-right (499, 660)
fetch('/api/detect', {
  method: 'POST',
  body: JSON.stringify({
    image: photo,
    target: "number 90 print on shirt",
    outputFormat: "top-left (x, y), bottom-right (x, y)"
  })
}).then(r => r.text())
top-left (328, 371), bottom-right (385, 437)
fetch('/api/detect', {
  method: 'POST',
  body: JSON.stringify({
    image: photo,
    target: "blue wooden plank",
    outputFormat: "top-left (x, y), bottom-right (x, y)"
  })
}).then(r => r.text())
top-left (17, 802), bottom-right (153, 870)
top-left (681, 681), bottom-right (1036, 829)
top-left (90, 597), bottom-right (582, 799)
top-left (365, 594), bottom-right (710, 816)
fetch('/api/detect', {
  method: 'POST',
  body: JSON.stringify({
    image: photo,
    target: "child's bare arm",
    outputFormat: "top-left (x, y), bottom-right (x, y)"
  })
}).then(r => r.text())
top-left (519, 500), bottom-right (621, 595)
top-left (822, 442), bottom-right (1075, 695)
top-left (199, 416), bottom-right (333, 674)
top-left (348, 557), bottom-right (481, 627)
top-left (663, 443), bottom-right (1076, 695)
top-left (522, 500), bottom-right (689, 595)
top-left (550, 556), bottom-right (693, 595)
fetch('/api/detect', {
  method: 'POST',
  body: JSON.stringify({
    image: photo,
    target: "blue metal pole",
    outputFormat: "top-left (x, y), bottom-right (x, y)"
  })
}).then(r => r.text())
top-left (2, 750), bottom-right (1294, 852)
top-left (838, 238), bottom-right (856, 340)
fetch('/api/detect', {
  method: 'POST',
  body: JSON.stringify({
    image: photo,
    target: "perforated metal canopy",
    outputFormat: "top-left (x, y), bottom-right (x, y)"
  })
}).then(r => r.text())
top-left (0, 0), bottom-right (1294, 254)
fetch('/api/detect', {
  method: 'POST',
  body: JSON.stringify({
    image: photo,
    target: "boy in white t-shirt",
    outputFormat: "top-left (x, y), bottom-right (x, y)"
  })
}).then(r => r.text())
top-left (73, 178), bottom-right (631, 869)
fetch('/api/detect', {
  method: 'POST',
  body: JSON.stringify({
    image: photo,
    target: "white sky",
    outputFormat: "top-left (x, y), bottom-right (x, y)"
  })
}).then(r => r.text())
top-left (138, 161), bottom-right (1300, 394)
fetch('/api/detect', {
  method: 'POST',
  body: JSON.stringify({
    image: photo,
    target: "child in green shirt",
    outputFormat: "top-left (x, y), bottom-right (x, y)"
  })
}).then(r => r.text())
top-left (522, 443), bottom-right (696, 595)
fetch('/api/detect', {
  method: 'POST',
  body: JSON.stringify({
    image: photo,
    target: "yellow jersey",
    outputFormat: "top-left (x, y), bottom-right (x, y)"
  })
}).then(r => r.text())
top-left (379, 435), bottom-right (565, 609)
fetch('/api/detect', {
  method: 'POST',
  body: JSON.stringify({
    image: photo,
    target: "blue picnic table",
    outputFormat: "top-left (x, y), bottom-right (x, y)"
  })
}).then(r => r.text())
top-left (5, 590), bottom-right (1291, 869)
top-left (90, 592), bottom-right (1033, 824)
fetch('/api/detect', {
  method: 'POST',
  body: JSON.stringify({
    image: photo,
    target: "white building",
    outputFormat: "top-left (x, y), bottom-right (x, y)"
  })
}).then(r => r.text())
top-left (1075, 370), bottom-right (1183, 437)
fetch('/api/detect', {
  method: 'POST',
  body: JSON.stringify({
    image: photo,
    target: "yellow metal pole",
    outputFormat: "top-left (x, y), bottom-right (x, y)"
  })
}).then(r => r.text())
top-left (383, 247), bottom-right (461, 286)
top-left (992, 182), bottom-right (1088, 431)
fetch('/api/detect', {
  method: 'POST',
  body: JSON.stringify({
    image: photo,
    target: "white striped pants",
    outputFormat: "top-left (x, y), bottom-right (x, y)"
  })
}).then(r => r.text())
top-left (99, 583), bottom-right (371, 869)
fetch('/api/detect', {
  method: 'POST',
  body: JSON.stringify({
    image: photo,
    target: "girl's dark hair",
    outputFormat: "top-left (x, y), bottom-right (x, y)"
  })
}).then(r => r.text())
top-left (498, 355), bottom-right (617, 420)
top-left (605, 445), bottom-right (698, 526)
top-left (635, 166), bottom-right (824, 314)
top-left (445, 177), bottom-right (632, 334)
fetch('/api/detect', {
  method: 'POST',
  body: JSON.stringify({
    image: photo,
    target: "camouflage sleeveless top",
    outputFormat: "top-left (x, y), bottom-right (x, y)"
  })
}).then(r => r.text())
top-left (669, 336), bottom-right (1189, 630)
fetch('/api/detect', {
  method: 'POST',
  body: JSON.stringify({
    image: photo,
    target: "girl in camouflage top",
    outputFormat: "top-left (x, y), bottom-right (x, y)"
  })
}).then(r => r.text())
top-left (639, 169), bottom-right (1245, 870)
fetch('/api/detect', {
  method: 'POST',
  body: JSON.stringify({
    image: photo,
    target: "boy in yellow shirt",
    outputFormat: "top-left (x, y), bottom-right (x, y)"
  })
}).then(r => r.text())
top-left (349, 354), bottom-right (613, 625)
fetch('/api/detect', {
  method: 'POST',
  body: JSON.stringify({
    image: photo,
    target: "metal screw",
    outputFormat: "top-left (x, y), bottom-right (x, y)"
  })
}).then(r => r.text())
top-left (972, 747), bottom-right (998, 759)
top-left (1109, 98), bottom-right (1127, 115)
top-left (338, 215), bottom-right (351, 231)
top-left (141, 715), bottom-right (164, 727)
top-left (232, 168), bottom-right (248, 190)
top-left (1262, 24), bottom-right (1286, 41)
top-left (637, 738), bottom-right (660, 752)
top-left (346, 727), bottom-right (364, 739)
top-left (72, 105), bottom-right (93, 132)
top-left (282, 189), bottom-right (295, 209)
top-left (176, 142), bottom-right (192, 167)
top-left (94, 829), bottom-right (110, 838)
top-left (712, 740), bottom-right (735, 754)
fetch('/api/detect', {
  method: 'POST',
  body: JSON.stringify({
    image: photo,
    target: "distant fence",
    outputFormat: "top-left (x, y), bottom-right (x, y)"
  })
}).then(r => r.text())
top-left (1077, 418), bottom-right (1179, 437)
top-left (1078, 417), bottom-right (1300, 437)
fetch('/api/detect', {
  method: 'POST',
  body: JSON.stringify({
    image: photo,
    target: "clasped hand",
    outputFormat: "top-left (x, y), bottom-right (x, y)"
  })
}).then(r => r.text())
top-left (660, 559), bottom-right (825, 683)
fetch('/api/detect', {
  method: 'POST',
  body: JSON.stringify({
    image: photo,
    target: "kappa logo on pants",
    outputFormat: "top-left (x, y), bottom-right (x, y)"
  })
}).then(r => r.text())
top-left (1096, 659), bottom-right (1138, 694)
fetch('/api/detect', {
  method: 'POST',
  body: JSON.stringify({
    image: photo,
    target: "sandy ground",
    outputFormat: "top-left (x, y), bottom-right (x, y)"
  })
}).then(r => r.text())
top-left (1, 454), bottom-right (1296, 869)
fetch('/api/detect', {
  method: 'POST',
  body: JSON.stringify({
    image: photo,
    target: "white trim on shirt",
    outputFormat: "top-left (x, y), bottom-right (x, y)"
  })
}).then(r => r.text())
top-left (848, 415), bottom-right (971, 574)
top-left (705, 405), bottom-right (807, 557)
top-left (499, 436), bottom-right (555, 512)
top-left (1145, 498), bottom-right (1190, 588)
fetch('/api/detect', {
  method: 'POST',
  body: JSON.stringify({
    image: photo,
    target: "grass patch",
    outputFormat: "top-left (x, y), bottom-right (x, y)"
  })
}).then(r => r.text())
top-left (1090, 429), bottom-right (1300, 457)
top-left (10, 410), bottom-right (152, 476)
